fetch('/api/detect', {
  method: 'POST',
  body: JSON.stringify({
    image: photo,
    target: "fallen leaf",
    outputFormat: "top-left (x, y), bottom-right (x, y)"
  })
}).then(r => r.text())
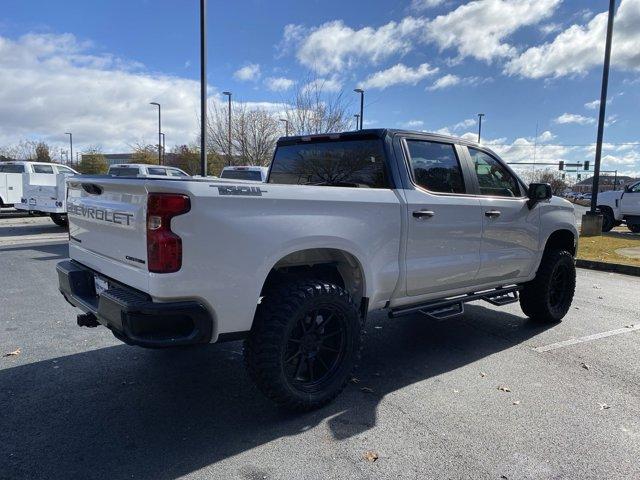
top-left (360, 387), bottom-right (374, 394)
top-left (498, 386), bottom-right (511, 393)
top-left (3, 348), bottom-right (21, 357)
top-left (599, 403), bottom-right (610, 410)
top-left (363, 450), bottom-right (379, 462)
top-left (512, 400), bottom-right (521, 405)
top-left (581, 362), bottom-right (590, 370)
top-left (480, 372), bottom-right (487, 377)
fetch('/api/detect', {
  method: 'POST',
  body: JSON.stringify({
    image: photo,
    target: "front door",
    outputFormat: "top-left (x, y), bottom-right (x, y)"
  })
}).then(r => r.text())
top-left (466, 147), bottom-right (540, 282)
top-left (402, 139), bottom-right (482, 296)
top-left (621, 181), bottom-right (640, 216)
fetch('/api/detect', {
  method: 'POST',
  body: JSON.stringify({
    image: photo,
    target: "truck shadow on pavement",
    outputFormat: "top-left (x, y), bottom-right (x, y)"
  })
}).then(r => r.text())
top-left (0, 306), bottom-right (551, 480)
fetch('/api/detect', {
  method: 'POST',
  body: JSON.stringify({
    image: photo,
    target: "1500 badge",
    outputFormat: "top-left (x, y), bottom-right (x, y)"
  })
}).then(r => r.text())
top-left (67, 202), bottom-right (135, 228)
top-left (215, 185), bottom-right (267, 196)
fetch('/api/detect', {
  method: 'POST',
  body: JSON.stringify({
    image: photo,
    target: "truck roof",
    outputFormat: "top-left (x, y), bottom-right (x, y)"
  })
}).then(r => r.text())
top-left (276, 128), bottom-right (484, 148)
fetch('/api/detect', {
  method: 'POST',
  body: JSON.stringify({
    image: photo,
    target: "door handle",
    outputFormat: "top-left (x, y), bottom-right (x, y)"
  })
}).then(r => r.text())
top-left (413, 209), bottom-right (435, 219)
top-left (485, 210), bottom-right (501, 218)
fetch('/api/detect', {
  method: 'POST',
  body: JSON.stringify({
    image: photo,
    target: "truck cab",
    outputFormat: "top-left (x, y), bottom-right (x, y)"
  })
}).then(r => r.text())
top-left (597, 180), bottom-right (640, 232)
top-left (107, 164), bottom-right (190, 177)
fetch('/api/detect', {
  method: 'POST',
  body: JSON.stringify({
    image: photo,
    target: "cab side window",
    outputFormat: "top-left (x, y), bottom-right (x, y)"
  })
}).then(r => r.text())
top-left (468, 148), bottom-right (521, 197)
top-left (405, 140), bottom-right (465, 194)
top-left (32, 164), bottom-right (54, 174)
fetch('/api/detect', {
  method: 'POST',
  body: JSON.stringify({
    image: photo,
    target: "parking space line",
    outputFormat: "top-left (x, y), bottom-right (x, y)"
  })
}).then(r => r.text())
top-left (534, 324), bottom-right (640, 353)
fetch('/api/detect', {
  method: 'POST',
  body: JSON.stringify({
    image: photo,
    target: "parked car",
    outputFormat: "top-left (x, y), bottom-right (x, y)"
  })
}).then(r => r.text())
top-left (219, 166), bottom-right (268, 182)
top-left (107, 164), bottom-right (190, 177)
top-left (597, 180), bottom-right (640, 232)
top-left (57, 129), bottom-right (578, 411)
top-left (2, 161), bottom-right (78, 226)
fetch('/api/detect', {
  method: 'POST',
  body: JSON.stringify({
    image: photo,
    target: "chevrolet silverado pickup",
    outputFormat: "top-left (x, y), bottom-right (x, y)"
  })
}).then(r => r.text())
top-left (57, 129), bottom-right (578, 410)
top-left (596, 180), bottom-right (640, 232)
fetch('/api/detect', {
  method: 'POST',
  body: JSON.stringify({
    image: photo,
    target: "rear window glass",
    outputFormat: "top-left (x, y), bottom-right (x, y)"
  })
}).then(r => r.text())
top-left (0, 164), bottom-right (24, 173)
top-left (33, 164), bottom-right (54, 174)
top-left (147, 167), bottom-right (167, 176)
top-left (109, 167), bottom-right (140, 176)
top-left (220, 170), bottom-right (262, 181)
top-left (269, 139), bottom-right (388, 188)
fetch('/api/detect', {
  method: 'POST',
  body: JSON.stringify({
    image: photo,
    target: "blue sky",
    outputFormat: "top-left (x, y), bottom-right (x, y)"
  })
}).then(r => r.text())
top-left (1, 0), bottom-right (639, 176)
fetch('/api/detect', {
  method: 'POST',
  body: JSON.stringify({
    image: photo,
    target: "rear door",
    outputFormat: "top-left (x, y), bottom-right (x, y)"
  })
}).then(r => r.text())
top-left (464, 147), bottom-right (539, 282)
top-left (401, 137), bottom-right (482, 296)
top-left (620, 181), bottom-right (640, 215)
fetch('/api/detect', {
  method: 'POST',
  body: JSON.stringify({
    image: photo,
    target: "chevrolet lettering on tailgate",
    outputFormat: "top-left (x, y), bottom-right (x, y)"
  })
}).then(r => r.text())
top-left (67, 201), bottom-right (135, 229)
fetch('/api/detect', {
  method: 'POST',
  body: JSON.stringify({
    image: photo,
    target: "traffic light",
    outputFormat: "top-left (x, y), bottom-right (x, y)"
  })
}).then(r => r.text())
top-left (584, 161), bottom-right (590, 170)
top-left (562, 174), bottom-right (566, 180)
top-left (577, 173), bottom-right (582, 180)
top-left (559, 161), bottom-right (564, 171)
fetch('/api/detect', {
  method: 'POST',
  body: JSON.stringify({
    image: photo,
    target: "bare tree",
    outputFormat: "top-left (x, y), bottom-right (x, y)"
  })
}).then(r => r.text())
top-left (282, 77), bottom-right (352, 135)
top-left (520, 169), bottom-right (568, 195)
top-left (35, 142), bottom-right (52, 162)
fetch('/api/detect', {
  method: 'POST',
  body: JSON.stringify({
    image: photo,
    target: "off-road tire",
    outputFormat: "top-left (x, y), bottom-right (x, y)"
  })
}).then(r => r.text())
top-left (244, 280), bottom-right (363, 411)
top-left (50, 213), bottom-right (68, 228)
top-left (628, 224), bottom-right (640, 234)
top-left (599, 206), bottom-right (615, 232)
top-left (520, 249), bottom-right (576, 323)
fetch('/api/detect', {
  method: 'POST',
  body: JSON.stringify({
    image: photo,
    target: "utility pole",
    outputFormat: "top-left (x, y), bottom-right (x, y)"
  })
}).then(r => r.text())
top-left (65, 132), bottom-right (73, 166)
top-left (354, 114), bottom-right (360, 131)
top-left (223, 91), bottom-right (232, 165)
top-left (150, 102), bottom-right (162, 164)
top-left (279, 118), bottom-right (289, 136)
top-left (477, 113), bottom-right (485, 143)
top-left (354, 89), bottom-right (364, 130)
top-left (160, 133), bottom-right (166, 164)
top-left (583, 0), bottom-right (616, 236)
top-left (199, 0), bottom-right (207, 176)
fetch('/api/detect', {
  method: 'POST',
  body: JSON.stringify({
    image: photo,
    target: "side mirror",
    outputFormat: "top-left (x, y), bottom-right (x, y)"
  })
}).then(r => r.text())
top-left (527, 183), bottom-right (552, 209)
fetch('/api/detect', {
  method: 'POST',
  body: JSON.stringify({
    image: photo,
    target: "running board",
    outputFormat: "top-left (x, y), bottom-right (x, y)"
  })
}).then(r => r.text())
top-left (388, 285), bottom-right (521, 319)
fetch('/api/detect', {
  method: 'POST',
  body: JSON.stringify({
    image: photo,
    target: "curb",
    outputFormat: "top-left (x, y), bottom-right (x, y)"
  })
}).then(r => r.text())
top-left (576, 259), bottom-right (640, 277)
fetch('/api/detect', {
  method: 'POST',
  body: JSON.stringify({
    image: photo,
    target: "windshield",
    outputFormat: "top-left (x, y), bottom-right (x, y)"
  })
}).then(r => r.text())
top-left (220, 170), bottom-right (263, 181)
top-left (269, 139), bottom-right (388, 188)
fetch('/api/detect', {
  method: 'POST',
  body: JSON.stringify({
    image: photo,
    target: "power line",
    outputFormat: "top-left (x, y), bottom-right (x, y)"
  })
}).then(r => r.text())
top-left (485, 142), bottom-right (640, 147)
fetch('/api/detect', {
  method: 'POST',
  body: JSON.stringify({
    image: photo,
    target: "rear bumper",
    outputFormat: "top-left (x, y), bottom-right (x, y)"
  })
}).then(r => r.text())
top-left (57, 260), bottom-right (213, 348)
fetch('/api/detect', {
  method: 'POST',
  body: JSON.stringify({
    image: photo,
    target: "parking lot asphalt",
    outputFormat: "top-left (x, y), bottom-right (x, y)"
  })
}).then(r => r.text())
top-left (1, 232), bottom-right (640, 479)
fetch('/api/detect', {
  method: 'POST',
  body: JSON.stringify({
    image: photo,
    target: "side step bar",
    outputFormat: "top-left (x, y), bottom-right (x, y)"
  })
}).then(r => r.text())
top-left (389, 285), bottom-right (521, 320)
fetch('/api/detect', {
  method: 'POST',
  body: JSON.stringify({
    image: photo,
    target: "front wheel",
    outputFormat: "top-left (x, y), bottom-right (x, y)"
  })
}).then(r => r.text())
top-left (599, 207), bottom-right (615, 232)
top-left (244, 280), bottom-right (363, 411)
top-left (520, 250), bottom-right (576, 323)
top-left (50, 213), bottom-right (68, 228)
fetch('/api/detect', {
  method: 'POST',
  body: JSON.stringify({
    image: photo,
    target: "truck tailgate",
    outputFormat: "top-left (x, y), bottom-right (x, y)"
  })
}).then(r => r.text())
top-left (67, 178), bottom-right (150, 292)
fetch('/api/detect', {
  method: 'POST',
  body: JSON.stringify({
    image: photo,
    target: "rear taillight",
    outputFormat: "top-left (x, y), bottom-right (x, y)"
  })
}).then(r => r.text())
top-left (147, 193), bottom-right (190, 273)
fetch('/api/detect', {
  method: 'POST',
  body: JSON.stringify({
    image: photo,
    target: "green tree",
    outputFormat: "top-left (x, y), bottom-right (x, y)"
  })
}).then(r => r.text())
top-left (131, 143), bottom-right (159, 165)
top-left (78, 147), bottom-right (108, 174)
top-left (35, 142), bottom-right (52, 162)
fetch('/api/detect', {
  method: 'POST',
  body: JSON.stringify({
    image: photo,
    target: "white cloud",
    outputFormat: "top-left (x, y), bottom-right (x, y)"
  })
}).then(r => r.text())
top-left (584, 99), bottom-right (600, 110)
top-left (505, 0), bottom-right (640, 78)
top-left (410, 0), bottom-right (446, 11)
top-left (427, 74), bottom-right (487, 90)
top-left (452, 118), bottom-right (476, 130)
top-left (0, 33), bottom-right (282, 154)
top-left (233, 63), bottom-right (261, 82)
top-left (286, 18), bottom-right (427, 74)
top-left (360, 63), bottom-right (438, 89)
top-left (539, 23), bottom-right (562, 36)
top-left (404, 120), bottom-right (425, 128)
top-left (424, 0), bottom-right (561, 62)
top-left (538, 130), bottom-right (556, 142)
top-left (554, 113), bottom-right (595, 125)
top-left (264, 76), bottom-right (294, 91)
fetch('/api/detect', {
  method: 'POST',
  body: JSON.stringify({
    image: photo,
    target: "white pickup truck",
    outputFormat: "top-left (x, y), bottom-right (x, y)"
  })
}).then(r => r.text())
top-left (56, 129), bottom-right (578, 410)
top-left (596, 180), bottom-right (640, 232)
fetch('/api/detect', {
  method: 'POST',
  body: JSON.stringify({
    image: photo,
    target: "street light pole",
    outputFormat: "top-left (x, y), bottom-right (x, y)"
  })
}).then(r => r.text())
top-left (354, 114), bottom-right (360, 131)
top-left (160, 133), bottom-right (166, 163)
top-left (477, 113), bottom-right (485, 143)
top-left (150, 102), bottom-right (162, 164)
top-left (590, 0), bottom-right (617, 215)
top-left (354, 89), bottom-right (364, 130)
top-left (279, 118), bottom-right (289, 136)
top-left (223, 91), bottom-right (232, 166)
top-left (199, 0), bottom-right (207, 176)
top-left (64, 132), bottom-right (73, 166)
